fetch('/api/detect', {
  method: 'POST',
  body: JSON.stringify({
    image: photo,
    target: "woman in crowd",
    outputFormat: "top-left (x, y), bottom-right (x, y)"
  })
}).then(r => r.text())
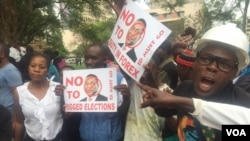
top-left (13, 53), bottom-right (63, 141)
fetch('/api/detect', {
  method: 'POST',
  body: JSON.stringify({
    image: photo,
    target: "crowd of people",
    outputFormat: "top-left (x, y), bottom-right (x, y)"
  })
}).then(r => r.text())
top-left (1, 15), bottom-right (250, 141)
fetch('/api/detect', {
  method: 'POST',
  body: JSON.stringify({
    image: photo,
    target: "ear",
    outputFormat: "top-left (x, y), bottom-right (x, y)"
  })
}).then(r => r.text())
top-left (231, 69), bottom-right (239, 80)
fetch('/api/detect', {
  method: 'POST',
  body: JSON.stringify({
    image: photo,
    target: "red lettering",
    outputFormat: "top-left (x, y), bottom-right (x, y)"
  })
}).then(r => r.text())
top-left (65, 77), bottom-right (73, 86)
top-left (115, 49), bottom-right (121, 59)
top-left (65, 103), bottom-right (83, 111)
top-left (115, 25), bottom-right (123, 39)
top-left (156, 30), bottom-right (164, 39)
top-left (67, 90), bottom-right (80, 99)
top-left (109, 80), bottom-right (113, 93)
top-left (143, 40), bottom-right (155, 57)
top-left (84, 103), bottom-right (116, 111)
top-left (74, 76), bottom-right (83, 86)
top-left (109, 71), bottom-right (113, 77)
top-left (65, 76), bottom-right (83, 86)
top-left (67, 91), bottom-right (73, 99)
top-left (109, 94), bottom-right (113, 100)
top-left (118, 55), bottom-right (140, 78)
top-left (137, 58), bottom-right (143, 66)
top-left (108, 38), bottom-right (118, 53)
top-left (119, 8), bottom-right (135, 26)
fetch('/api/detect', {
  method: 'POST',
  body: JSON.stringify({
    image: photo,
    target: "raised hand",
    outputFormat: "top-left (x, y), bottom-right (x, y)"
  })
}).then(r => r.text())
top-left (137, 82), bottom-right (175, 108)
top-left (54, 84), bottom-right (66, 96)
top-left (113, 84), bottom-right (130, 100)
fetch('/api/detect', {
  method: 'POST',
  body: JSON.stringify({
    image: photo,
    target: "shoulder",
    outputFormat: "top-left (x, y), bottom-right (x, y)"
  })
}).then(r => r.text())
top-left (16, 82), bottom-right (29, 95)
top-left (97, 94), bottom-right (108, 101)
top-left (4, 63), bottom-right (20, 73)
top-left (2, 64), bottom-right (22, 82)
top-left (233, 85), bottom-right (250, 97)
top-left (234, 74), bottom-right (250, 94)
top-left (228, 84), bottom-right (250, 108)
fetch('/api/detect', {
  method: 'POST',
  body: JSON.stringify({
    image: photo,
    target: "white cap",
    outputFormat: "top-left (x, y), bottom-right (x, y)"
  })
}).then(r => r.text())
top-left (194, 23), bottom-right (249, 72)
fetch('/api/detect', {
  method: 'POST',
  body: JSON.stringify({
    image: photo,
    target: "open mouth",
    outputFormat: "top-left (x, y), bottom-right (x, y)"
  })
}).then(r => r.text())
top-left (200, 77), bottom-right (214, 91)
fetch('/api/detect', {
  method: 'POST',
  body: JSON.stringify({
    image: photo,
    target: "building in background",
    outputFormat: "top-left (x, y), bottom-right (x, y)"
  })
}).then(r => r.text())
top-left (146, 0), bottom-right (203, 40)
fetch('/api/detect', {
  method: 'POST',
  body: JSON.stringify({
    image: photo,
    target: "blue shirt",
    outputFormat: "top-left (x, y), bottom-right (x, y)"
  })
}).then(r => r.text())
top-left (79, 71), bottom-right (124, 141)
top-left (0, 63), bottom-right (22, 111)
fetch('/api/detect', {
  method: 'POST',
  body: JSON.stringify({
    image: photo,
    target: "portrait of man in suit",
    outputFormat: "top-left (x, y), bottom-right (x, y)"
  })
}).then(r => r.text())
top-left (122, 18), bottom-right (146, 62)
top-left (81, 74), bottom-right (108, 101)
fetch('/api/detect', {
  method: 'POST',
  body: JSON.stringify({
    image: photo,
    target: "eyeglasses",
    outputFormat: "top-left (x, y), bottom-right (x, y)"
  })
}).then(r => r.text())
top-left (197, 51), bottom-right (238, 72)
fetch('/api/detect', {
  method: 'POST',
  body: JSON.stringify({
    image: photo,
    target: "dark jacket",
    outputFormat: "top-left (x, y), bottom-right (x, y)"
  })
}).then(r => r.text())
top-left (235, 73), bottom-right (250, 94)
top-left (127, 49), bottom-right (137, 62)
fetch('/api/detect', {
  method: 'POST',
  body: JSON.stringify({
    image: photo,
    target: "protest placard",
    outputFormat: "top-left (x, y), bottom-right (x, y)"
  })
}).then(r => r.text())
top-left (109, 0), bottom-right (171, 81)
top-left (63, 68), bottom-right (117, 112)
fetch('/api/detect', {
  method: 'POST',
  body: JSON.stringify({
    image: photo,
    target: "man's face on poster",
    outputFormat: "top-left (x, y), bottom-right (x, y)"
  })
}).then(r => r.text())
top-left (125, 20), bottom-right (145, 46)
top-left (84, 76), bottom-right (99, 97)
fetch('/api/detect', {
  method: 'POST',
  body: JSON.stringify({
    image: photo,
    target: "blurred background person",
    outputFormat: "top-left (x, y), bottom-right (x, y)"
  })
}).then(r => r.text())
top-left (175, 48), bottom-right (195, 82)
top-left (19, 45), bottom-right (34, 82)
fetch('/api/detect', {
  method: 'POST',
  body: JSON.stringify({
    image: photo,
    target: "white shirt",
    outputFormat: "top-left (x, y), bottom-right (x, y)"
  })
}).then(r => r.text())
top-left (190, 98), bottom-right (250, 130)
top-left (17, 81), bottom-right (63, 140)
top-left (124, 80), bottom-right (165, 141)
top-left (9, 47), bottom-right (26, 62)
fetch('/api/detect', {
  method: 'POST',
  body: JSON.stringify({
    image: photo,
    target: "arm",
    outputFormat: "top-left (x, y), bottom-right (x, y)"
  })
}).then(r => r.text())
top-left (13, 89), bottom-right (25, 141)
top-left (190, 98), bottom-right (250, 130)
top-left (138, 82), bottom-right (194, 111)
top-left (138, 82), bottom-right (250, 130)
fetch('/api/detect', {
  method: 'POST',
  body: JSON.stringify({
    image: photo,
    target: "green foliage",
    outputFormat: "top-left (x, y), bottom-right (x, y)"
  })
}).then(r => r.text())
top-left (205, 0), bottom-right (238, 23)
top-left (60, 0), bottom-right (104, 31)
top-left (79, 18), bottom-right (116, 43)
top-left (185, 4), bottom-right (213, 38)
top-left (0, 0), bottom-right (104, 54)
top-left (70, 18), bottom-right (116, 57)
top-left (203, 0), bottom-right (249, 31)
top-left (69, 63), bottom-right (86, 70)
top-left (72, 44), bottom-right (85, 57)
top-left (185, 0), bottom-right (249, 36)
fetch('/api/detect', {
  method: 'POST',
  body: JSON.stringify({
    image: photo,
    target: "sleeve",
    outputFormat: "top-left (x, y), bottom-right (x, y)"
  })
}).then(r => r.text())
top-left (5, 66), bottom-right (22, 87)
top-left (190, 98), bottom-right (250, 130)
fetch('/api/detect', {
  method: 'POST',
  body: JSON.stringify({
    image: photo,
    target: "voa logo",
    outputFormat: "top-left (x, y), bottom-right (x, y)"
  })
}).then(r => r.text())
top-left (226, 129), bottom-right (246, 136)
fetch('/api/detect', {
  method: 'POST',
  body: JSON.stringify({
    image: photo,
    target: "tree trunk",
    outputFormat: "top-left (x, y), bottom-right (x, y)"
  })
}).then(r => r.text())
top-left (242, 0), bottom-right (249, 32)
